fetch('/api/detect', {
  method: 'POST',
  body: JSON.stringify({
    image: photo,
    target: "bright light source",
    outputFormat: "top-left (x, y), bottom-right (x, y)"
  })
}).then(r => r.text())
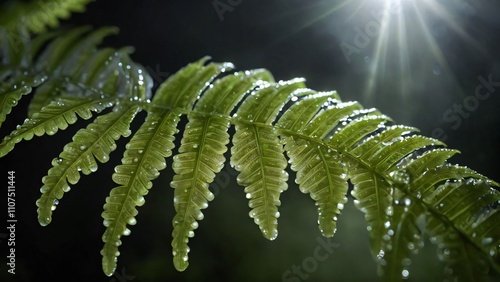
top-left (345, 0), bottom-right (484, 104)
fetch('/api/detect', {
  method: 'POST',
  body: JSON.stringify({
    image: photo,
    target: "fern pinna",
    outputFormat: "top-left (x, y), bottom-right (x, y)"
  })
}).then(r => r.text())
top-left (1, 28), bottom-right (499, 281)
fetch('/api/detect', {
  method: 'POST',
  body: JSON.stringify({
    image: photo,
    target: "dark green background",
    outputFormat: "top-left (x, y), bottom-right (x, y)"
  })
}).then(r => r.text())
top-left (1, 0), bottom-right (500, 281)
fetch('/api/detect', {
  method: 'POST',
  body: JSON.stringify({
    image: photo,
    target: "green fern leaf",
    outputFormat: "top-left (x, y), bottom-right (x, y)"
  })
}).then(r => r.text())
top-left (0, 96), bottom-right (114, 157)
top-left (230, 79), bottom-right (306, 240)
top-left (284, 135), bottom-right (348, 237)
top-left (0, 27), bottom-right (55, 127)
top-left (348, 130), bottom-right (444, 272)
top-left (426, 181), bottom-right (492, 281)
top-left (37, 105), bottom-right (140, 226)
top-left (377, 200), bottom-right (425, 280)
top-left (278, 93), bottom-right (372, 237)
top-left (0, 27), bottom-right (149, 159)
top-left (101, 108), bottom-right (179, 276)
top-left (350, 164), bottom-right (393, 256)
top-left (27, 27), bottom-right (120, 115)
top-left (0, 0), bottom-right (92, 33)
top-left (428, 179), bottom-right (500, 269)
top-left (0, 86), bottom-right (31, 128)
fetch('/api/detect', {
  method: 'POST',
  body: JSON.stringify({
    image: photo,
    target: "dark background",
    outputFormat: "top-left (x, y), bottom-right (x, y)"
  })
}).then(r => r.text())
top-left (1, 0), bottom-right (500, 281)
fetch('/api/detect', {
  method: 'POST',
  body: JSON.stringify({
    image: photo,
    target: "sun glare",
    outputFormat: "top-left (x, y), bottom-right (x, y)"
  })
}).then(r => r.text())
top-left (357, 0), bottom-right (485, 102)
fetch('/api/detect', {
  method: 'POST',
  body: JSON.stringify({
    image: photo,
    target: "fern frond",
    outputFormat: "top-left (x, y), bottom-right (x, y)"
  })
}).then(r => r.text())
top-left (36, 105), bottom-right (140, 226)
top-left (27, 26), bottom-right (120, 115)
top-left (0, 0), bottom-right (92, 34)
top-left (0, 27), bottom-right (56, 128)
top-left (1, 27), bottom-right (150, 157)
top-left (2, 28), bottom-right (500, 281)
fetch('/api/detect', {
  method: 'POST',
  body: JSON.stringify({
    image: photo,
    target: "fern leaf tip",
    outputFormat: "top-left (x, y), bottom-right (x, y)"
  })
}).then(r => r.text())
top-left (101, 255), bottom-right (117, 277)
top-left (261, 227), bottom-right (278, 241)
top-left (173, 256), bottom-right (189, 272)
top-left (36, 198), bottom-right (55, 226)
top-left (38, 216), bottom-right (51, 227)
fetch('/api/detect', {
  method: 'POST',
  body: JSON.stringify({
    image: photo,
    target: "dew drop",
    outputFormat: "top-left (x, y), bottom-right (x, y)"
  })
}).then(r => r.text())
top-left (386, 206), bottom-right (393, 216)
top-left (389, 170), bottom-right (410, 185)
top-left (89, 164), bottom-right (98, 172)
top-left (404, 198), bottom-right (411, 206)
top-left (191, 221), bottom-right (199, 229)
top-left (482, 237), bottom-right (493, 246)
top-left (128, 218), bottom-right (137, 225)
top-left (407, 242), bottom-right (415, 250)
top-left (80, 145), bottom-right (86, 150)
top-left (489, 248), bottom-right (497, 257)
top-left (402, 269), bottom-right (410, 279)
top-left (123, 228), bottom-right (131, 236)
top-left (207, 192), bottom-right (214, 201)
top-left (137, 196), bottom-right (145, 206)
